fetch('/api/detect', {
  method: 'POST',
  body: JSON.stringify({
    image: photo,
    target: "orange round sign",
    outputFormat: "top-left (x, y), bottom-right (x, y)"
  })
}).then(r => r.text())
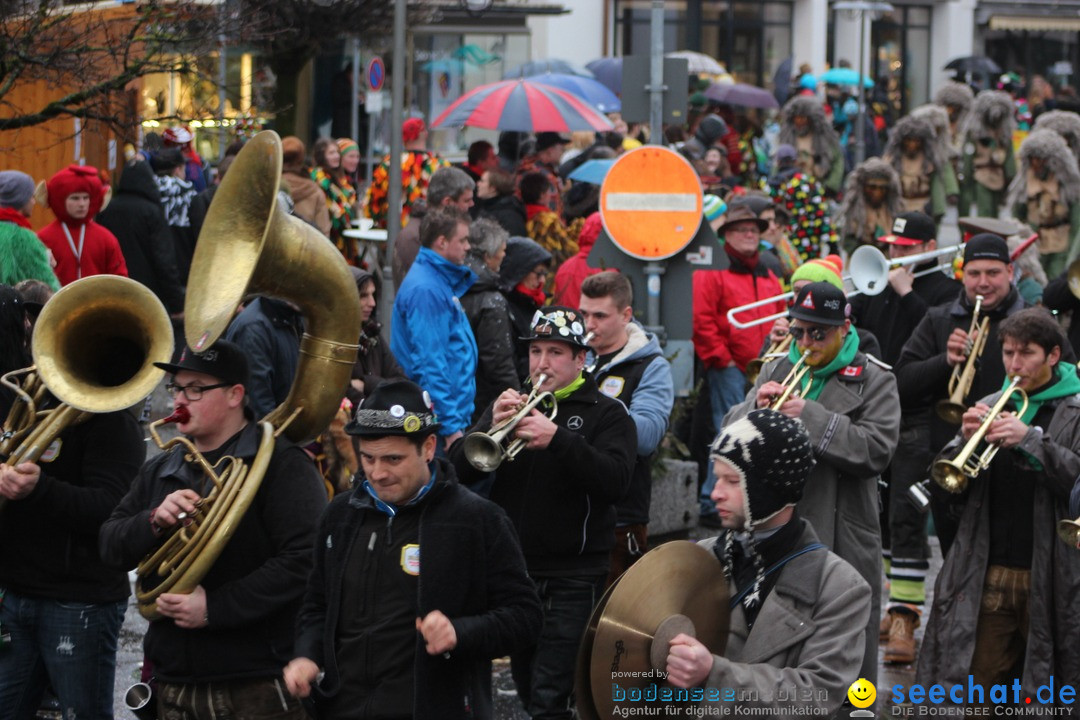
top-left (599, 146), bottom-right (703, 260)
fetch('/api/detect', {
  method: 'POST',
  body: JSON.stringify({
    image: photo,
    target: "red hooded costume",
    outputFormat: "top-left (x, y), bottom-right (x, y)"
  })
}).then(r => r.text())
top-left (552, 212), bottom-right (608, 309)
top-left (37, 165), bottom-right (127, 286)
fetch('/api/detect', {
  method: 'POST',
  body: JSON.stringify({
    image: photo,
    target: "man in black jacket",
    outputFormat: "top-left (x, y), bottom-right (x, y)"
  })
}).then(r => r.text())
top-left (284, 379), bottom-right (541, 719)
top-left (451, 306), bottom-right (636, 720)
top-left (0, 388), bottom-right (144, 718)
top-left (100, 340), bottom-right (325, 720)
top-left (849, 211), bottom-right (960, 663)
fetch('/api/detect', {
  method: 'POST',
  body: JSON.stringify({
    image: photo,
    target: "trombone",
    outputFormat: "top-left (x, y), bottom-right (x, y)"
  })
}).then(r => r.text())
top-left (726, 244), bottom-right (961, 329)
top-left (463, 374), bottom-right (558, 472)
top-left (769, 350), bottom-right (812, 410)
top-left (936, 294), bottom-right (990, 424)
top-left (931, 376), bottom-right (1028, 494)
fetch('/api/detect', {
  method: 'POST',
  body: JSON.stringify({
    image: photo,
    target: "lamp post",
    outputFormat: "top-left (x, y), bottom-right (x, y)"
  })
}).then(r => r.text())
top-left (833, 1), bottom-right (893, 166)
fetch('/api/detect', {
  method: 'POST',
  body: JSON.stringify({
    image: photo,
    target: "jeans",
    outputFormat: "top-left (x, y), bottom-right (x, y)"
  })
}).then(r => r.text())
top-left (158, 677), bottom-right (307, 720)
top-left (700, 366), bottom-right (748, 514)
top-left (511, 574), bottom-right (605, 720)
top-left (0, 590), bottom-right (126, 720)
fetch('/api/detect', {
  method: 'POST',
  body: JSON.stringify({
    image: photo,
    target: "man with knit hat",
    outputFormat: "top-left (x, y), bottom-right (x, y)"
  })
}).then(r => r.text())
top-left (727, 281), bottom-right (900, 684)
top-left (896, 232), bottom-right (1054, 562)
top-left (847, 212), bottom-right (961, 663)
top-left (917, 308), bottom-right (1080, 703)
top-left (450, 307), bottom-right (636, 720)
top-left (36, 165), bottom-right (127, 286)
top-left (0, 171), bottom-right (58, 290)
top-left (285, 379), bottom-right (541, 720)
top-left (666, 409), bottom-right (871, 716)
top-left (365, 116), bottom-right (449, 229)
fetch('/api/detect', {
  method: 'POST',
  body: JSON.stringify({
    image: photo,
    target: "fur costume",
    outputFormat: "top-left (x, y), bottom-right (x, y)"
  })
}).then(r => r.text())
top-left (1033, 110), bottom-right (1080, 161)
top-left (959, 90), bottom-right (1017, 217)
top-left (883, 115), bottom-right (949, 217)
top-left (1007, 129), bottom-right (1080, 275)
top-left (778, 96), bottom-right (844, 193)
top-left (912, 103), bottom-right (962, 198)
top-left (933, 82), bottom-right (975, 142)
top-left (836, 158), bottom-right (903, 253)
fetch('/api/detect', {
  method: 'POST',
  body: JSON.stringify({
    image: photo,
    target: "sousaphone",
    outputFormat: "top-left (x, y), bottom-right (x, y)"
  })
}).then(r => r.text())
top-left (575, 542), bottom-right (729, 719)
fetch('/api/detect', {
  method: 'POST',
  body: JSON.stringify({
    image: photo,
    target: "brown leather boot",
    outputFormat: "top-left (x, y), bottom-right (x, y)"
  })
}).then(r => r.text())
top-left (884, 610), bottom-right (920, 664)
top-left (879, 614), bottom-right (890, 643)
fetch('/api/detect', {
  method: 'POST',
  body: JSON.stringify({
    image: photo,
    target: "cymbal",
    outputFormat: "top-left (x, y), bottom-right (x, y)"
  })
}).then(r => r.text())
top-left (575, 541), bottom-right (729, 719)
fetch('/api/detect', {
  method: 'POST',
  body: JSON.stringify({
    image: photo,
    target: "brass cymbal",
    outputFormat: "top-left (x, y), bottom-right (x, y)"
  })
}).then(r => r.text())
top-left (575, 541), bottom-right (729, 719)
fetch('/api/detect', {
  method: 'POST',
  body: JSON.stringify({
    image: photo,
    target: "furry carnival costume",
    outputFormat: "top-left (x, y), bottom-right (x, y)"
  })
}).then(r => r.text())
top-left (1032, 109), bottom-right (1080, 162)
top-left (959, 90), bottom-right (1017, 217)
top-left (1007, 129), bottom-right (1080, 277)
top-left (933, 82), bottom-right (975, 154)
top-left (911, 104), bottom-right (961, 199)
top-left (836, 158), bottom-right (903, 254)
top-left (778, 96), bottom-right (845, 195)
top-left (883, 115), bottom-right (949, 219)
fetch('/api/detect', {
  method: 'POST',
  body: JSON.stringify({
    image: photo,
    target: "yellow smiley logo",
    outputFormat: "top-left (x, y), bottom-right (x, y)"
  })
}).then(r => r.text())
top-left (847, 678), bottom-right (876, 709)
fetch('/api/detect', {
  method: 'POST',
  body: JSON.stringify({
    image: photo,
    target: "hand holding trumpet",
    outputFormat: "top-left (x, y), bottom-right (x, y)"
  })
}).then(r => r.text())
top-left (946, 326), bottom-right (979, 367)
top-left (755, 381), bottom-right (806, 418)
top-left (492, 385), bottom-right (556, 451)
top-left (961, 402), bottom-right (1027, 448)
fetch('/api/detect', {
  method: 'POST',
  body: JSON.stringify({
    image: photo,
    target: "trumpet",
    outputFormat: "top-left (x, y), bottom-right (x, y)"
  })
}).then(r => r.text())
top-left (936, 294), bottom-right (990, 424)
top-left (931, 376), bottom-right (1028, 493)
top-left (747, 334), bottom-right (792, 384)
top-left (769, 350), bottom-right (812, 410)
top-left (463, 374), bottom-right (558, 472)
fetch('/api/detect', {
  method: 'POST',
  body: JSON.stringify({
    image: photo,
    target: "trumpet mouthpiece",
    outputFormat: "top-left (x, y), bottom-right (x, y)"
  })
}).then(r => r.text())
top-left (163, 406), bottom-right (191, 424)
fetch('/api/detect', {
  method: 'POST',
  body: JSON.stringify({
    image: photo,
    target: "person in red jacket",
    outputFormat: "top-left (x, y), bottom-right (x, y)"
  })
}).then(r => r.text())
top-left (552, 211), bottom-right (606, 309)
top-left (693, 202), bottom-right (784, 522)
top-left (37, 165), bottom-right (127, 286)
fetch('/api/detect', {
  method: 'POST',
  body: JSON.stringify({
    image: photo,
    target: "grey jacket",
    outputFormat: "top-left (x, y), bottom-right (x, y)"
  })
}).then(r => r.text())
top-left (724, 350), bottom-right (900, 682)
top-left (699, 521), bottom-right (871, 718)
top-left (917, 392), bottom-right (1080, 699)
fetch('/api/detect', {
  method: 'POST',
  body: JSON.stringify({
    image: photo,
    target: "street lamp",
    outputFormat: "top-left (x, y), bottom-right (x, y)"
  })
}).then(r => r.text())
top-left (833, 1), bottom-right (893, 166)
top-left (462, 0), bottom-right (493, 15)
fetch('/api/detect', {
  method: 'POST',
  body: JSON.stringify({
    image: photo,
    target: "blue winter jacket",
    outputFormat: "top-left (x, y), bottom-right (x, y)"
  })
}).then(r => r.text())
top-left (392, 247), bottom-right (478, 436)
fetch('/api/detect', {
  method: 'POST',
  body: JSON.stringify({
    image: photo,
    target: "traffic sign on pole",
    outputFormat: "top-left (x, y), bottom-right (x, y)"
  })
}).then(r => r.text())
top-left (599, 146), bottom-right (703, 260)
top-left (367, 56), bottom-right (385, 92)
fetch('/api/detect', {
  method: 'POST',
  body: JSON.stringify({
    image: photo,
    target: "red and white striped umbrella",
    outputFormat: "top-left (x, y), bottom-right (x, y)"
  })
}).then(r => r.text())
top-left (430, 78), bottom-right (614, 133)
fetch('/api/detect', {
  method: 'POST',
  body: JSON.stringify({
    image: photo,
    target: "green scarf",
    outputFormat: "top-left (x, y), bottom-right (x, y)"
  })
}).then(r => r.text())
top-left (786, 329), bottom-right (861, 402)
top-left (1004, 363), bottom-right (1080, 425)
top-left (553, 373), bottom-right (586, 401)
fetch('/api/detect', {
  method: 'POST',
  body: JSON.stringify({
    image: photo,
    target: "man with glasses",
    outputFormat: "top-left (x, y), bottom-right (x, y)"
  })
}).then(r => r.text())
top-left (725, 281), bottom-right (900, 685)
top-left (693, 203), bottom-right (785, 523)
top-left (100, 339), bottom-right (326, 720)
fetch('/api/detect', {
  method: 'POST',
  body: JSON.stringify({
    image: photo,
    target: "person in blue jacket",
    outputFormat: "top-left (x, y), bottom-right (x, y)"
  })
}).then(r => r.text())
top-left (392, 207), bottom-right (479, 450)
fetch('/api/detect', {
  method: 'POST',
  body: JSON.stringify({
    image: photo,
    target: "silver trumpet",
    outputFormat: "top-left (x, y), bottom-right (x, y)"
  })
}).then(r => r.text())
top-left (464, 374), bottom-right (558, 472)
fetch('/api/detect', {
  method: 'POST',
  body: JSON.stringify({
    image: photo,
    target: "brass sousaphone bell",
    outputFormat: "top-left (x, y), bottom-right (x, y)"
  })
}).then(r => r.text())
top-left (575, 542), bottom-right (729, 719)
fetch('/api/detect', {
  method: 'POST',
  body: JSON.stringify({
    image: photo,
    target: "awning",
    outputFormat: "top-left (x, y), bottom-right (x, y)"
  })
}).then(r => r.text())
top-left (989, 15), bottom-right (1080, 32)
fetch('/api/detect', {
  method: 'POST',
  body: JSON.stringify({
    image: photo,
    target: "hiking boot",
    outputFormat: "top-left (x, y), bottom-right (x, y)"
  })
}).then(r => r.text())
top-left (884, 610), bottom-right (920, 664)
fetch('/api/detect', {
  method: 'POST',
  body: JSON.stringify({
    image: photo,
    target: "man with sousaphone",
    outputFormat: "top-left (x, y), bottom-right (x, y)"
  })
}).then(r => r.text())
top-left (449, 307), bottom-right (636, 720)
top-left (917, 307), bottom-right (1080, 702)
top-left (725, 281), bottom-right (900, 686)
top-left (100, 341), bottom-right (327, 720)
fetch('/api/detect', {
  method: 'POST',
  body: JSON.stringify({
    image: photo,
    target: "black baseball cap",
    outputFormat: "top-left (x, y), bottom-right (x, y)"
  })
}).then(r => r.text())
top-left (154, 340), bottom-right (250, 387)
top-left (535, 132), bottom-right (570, 152)
top-left (963, 233), bottom-right (1011, 266)
top-left (346, 378), bottom-right (441, 437)
top-left (881, 212), bottom-right (935, 246)
top-left (788, 282), bottom-right (850, 327)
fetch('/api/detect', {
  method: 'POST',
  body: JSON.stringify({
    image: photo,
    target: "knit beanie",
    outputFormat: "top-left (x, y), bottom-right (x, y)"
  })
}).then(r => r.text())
top-left (790, 254), bottom-right (844, 290)
top-left (337, 137), bottom-right (360, 156)
top-left (0, 171), bottom-right (34, 209)
top-left (710, 409), bottom-right (815, 610)
top-left (703, 194), bottom-right (727, 223)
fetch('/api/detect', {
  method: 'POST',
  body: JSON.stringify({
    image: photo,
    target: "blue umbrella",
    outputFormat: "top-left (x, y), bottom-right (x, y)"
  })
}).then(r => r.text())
top-left (533, 73), bottom-right (620, 113)
top-left (567, 159), bottom-right (616, 185)
top-left (504, 59), bottom-right (593, 80)
top-left (586, 57), bottom-right (622, 94)
top-left (820, 67), bottom-right (874, 88)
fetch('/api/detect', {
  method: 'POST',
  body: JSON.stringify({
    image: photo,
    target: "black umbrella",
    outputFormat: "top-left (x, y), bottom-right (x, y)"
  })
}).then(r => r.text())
top-left (944, 56), bottom-right (1002, 76)
top-left (773, 57), bottom-right (793, 106)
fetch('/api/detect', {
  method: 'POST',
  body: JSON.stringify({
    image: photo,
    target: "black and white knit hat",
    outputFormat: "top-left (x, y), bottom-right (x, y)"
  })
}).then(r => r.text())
top-left (710, 409), bottom-right (815, 611)
top-left (709, 409), bottom-right (815, 527)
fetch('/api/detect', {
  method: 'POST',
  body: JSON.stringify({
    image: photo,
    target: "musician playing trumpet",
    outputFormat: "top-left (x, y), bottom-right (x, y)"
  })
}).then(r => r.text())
top-left (726, 281), bottom-right (899, 685)
top-left (450, 307), bottom-right (636, 720)
top-left (918, 308), bottom-right (1080, 704)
